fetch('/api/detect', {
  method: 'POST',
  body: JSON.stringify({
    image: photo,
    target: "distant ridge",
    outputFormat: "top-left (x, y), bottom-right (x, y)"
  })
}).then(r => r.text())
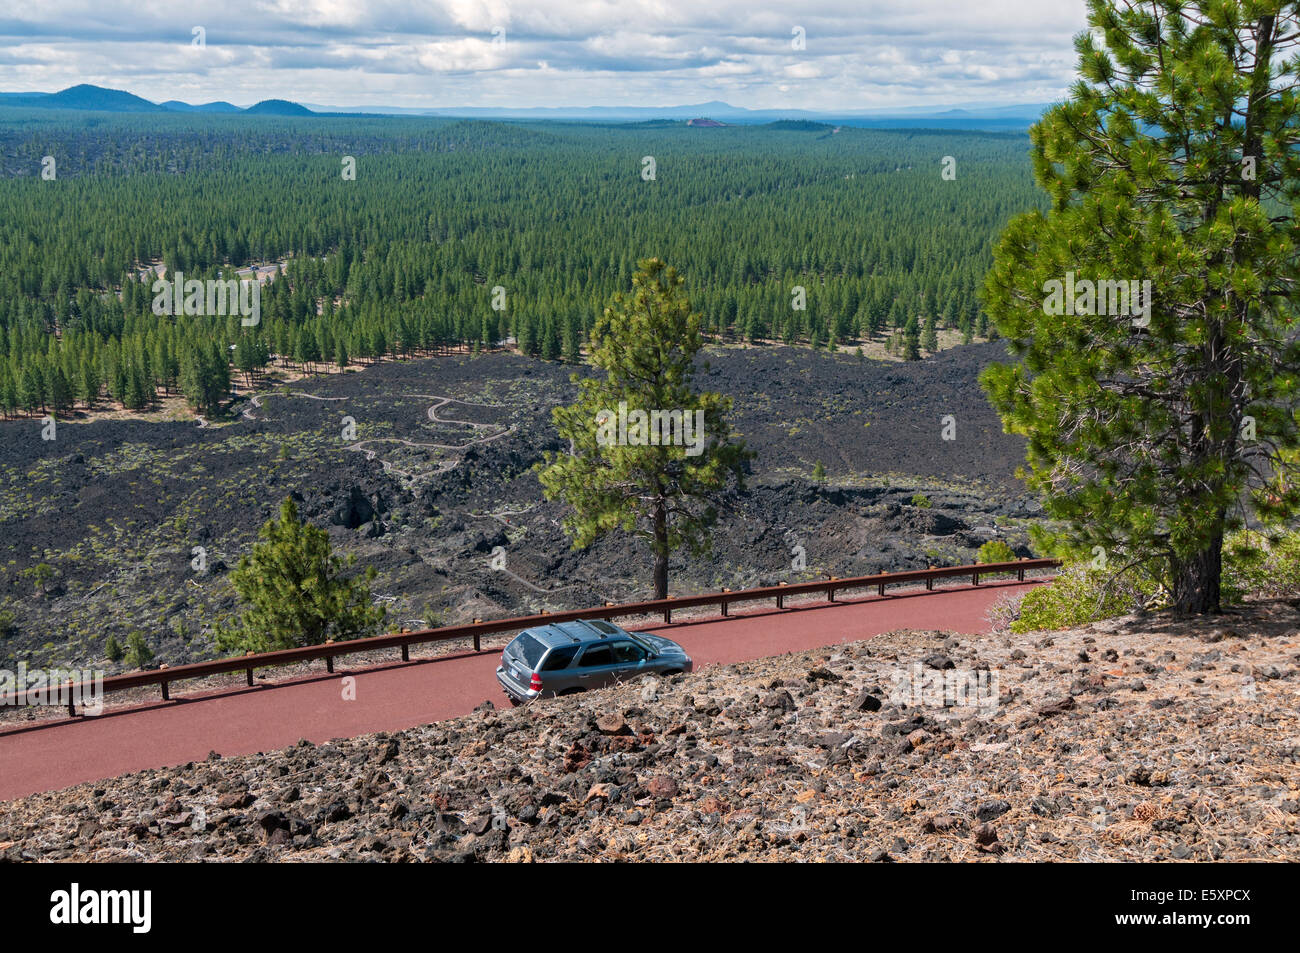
top-left (161, 100), bottom-right (242, 114)
top-left (0, 83), bottom-right (1051, 129)
top-left (0, 84), bottom-right (313, 116)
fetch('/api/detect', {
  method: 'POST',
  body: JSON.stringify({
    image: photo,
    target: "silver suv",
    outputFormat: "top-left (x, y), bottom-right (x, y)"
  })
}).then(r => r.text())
top-left (495, 619), bottom-right (692, 704)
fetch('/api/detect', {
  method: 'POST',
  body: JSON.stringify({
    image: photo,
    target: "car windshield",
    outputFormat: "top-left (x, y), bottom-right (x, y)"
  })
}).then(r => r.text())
top-left (510, 633), bottom-right (547, 669)
top-left (625, 632), bottom-right (657, 653)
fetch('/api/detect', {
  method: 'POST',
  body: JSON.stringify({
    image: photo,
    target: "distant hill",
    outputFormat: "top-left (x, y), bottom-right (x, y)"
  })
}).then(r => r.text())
top-left (244, 99), bottom-right (315, 116)
top-left (686, 117), bottom-right (727, 127)
top-left (161, 100), bottom-right (242, 114)
top-left (3, 84), bottom-right (164, 113)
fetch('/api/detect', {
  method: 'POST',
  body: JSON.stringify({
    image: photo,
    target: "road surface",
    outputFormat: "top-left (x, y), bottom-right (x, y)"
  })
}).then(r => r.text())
top-left (0, 578), bottom-right (1046, 801)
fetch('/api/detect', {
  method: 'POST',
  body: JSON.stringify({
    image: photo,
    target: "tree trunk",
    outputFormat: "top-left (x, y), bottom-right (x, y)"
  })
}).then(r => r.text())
top-left (653, 498), bottom-right (669, 601)
top-left (1170, 529), bottom-right (1224, 614)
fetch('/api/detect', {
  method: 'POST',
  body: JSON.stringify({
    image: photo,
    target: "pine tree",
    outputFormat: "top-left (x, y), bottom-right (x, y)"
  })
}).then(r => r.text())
top-left (537, 258), bottom-right (751, 599)
top-left (48, 365), bottom-right (73, 414)
top-left (902, 315), bottom-right (921, 361)
top-left (562, 312), bottom-right (583, 363)
top-left (0, 366), bottom-right (17, 418)
top-left (124, 631), bottom-right (154, 669)
top-left (217, 497), bottom-right (387, 654)
top-left (80, 357), bottom-right (100, 408)
top-left (981, 0), bottom-right (1300, 613)
top-left (20, 364), bottom-right (44, 413)
top-left (921, 312), bottom-right (939, 354)
top-left (541, 315), bottom-right (561, 361)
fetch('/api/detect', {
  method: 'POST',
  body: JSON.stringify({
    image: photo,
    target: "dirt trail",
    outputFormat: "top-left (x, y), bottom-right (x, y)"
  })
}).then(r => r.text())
top-left (343, 394), bottom-right (516, 478)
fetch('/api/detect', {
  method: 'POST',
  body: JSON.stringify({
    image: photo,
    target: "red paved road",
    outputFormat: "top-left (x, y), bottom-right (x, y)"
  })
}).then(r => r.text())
top-left (0, 578), bottom-right (1046, 801)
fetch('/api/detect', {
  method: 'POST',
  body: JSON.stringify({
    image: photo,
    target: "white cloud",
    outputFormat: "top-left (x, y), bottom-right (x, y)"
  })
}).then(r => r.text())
top-left (0, 0), bottom-right (1089, 109)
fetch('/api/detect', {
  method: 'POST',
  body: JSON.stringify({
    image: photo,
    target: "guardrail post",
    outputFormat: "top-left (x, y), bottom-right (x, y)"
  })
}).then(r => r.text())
top-left (663, 607), bottom-right (672, 623)
top-left (721, 599), bottom-right (729, 617)
top-left (1017, 559), bottom-right (1025, 582)
top-left (161, 681), bottom-right (169, 701)
top-left (972, 571), bottom-right (980, 586)
top-left (326, 656), bottom-right (334, 674)
top-left (401, 644), bottom-right (409, 663)
top-left (878, 582), bottom-right (885, 597)
top-left (66, 682), bottom-right (76, 718)
top-left (246, 668), bottom-right (254, 686)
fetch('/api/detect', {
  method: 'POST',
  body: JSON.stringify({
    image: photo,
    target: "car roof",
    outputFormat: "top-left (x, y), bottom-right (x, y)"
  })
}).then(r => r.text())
top-left (522, 619), bottom-right (625, 649)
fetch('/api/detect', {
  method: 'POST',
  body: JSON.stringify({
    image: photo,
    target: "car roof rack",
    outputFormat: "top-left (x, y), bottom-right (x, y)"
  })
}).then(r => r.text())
top-left (551, 621), bottom-right (586, 642)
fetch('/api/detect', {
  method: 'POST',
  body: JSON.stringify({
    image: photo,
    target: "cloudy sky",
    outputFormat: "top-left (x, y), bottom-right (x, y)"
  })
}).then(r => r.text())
top-left (0, 0), bottom-right (1089, 110)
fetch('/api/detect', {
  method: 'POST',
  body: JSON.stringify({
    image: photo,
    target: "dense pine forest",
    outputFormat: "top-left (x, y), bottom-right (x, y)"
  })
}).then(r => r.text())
top-left (0, 110), bottom-right (1041, 417)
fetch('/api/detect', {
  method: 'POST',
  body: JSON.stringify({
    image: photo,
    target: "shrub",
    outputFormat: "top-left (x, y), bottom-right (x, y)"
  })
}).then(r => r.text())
top-left (1223, 529), bottom-right (1300, 602)
top-left (911, 493), bottom-right (932, 508)
top-left (124, 631), bottom-right (154, 668)
top-left (976, 540), bottom-right (1017, 564)
top-left (22, 562), bottom-right (58, 596)
top-left (986, 590), bottom-right (1025, 634)
top-left (1008, 563), bottom-right (1166, 634)
top-left (994, 528), bottom-right (1300, 634)
top-left (105, 633), bottom-right (123, 662)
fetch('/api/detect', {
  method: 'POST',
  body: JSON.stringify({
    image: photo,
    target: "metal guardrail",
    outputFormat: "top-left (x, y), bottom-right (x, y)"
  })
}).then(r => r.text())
top-left (2, 558), bottom-right (1058, 716)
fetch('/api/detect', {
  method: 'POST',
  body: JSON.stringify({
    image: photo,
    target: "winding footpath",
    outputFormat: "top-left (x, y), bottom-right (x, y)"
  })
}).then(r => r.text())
top-left (0, 578), bottom-right (1048, 801)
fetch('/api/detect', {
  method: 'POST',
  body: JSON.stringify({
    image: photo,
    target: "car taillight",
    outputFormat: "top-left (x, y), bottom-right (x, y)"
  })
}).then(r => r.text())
top-left (530, 672), bottom-right (543, 692)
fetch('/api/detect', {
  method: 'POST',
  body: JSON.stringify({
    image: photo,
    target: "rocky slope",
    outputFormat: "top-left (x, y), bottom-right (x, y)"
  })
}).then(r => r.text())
top-left (3, 598), bottom-right (1297, 862)
top-left (0, 342), bottom-right (1039, 672)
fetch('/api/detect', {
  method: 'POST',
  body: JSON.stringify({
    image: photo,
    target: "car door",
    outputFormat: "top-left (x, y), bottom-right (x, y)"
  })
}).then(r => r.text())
top-left (608, 640), bottom-right (648, 682)
top-left (574, 643), bottom-right (618, 690)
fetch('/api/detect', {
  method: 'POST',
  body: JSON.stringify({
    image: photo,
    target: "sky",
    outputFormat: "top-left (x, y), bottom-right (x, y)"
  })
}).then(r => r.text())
top-left (0, 0), bottom-right (1090, 110)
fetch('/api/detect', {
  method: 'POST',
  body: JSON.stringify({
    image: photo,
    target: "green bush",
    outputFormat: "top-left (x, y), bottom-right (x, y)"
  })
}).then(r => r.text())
top-left (976, 540), bottom-right (1017, 564)
top-left (997, 529), bottom-right (1300, 634)
top-left (911, 493), bottom-right (932, 508)
top-left (1009, 563), bottom-right (1165, 634)
top-left (105, 633), bottom-right (123, 662)
top-left (1223, 529), bottom-right (1300, 602)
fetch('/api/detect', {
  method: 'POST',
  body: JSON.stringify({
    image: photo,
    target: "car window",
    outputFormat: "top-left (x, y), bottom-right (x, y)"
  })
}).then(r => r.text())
top-left (579, 645), bottom-right (614, 667)
top-left (541, 646), bottom-right (578, 671)
top-left (588, 620), bottom-right (619, 635)
top-left (510, 633), bottom-right (547, 669)
top-left (610, 641), bottom-right (645, 663)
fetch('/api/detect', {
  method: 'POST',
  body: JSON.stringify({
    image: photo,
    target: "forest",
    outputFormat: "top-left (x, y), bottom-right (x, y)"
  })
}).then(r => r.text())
top-left (0, 110), bottom-right (1042, 416)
